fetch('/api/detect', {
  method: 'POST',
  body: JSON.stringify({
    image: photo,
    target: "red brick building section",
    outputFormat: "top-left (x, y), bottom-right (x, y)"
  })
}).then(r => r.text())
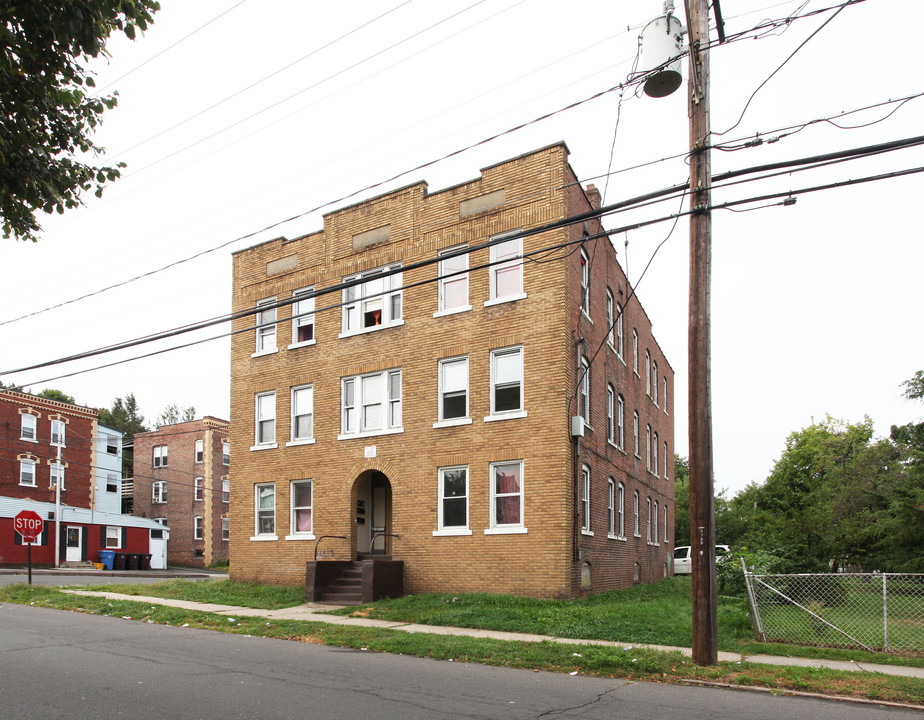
top-left (133, 417), bottom-right (229, 567)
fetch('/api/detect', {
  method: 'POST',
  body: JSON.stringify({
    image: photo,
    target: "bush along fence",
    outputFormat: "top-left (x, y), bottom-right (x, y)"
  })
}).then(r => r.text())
top-left (742, 561), bottom-right (924, 654)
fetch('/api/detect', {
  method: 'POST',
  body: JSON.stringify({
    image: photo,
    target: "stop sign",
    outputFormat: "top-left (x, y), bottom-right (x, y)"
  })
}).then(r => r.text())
top-left (14, 510), bottom-right (43, 543)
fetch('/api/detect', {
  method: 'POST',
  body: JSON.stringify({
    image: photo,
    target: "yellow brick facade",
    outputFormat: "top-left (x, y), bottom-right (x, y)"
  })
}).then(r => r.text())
top-left (229, 143), bottom-right (674, 598)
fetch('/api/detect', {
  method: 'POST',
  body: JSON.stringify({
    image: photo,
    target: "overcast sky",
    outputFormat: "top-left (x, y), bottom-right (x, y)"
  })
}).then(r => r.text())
top-left (1, 0), bottom-right (921, 496)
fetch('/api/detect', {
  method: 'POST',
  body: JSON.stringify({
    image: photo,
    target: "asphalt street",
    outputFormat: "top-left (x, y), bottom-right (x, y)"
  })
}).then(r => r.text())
top-left (1, 603), bottom-right (918, 720)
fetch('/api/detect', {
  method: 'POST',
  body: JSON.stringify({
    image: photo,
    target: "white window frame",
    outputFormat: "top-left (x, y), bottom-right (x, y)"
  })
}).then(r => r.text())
top-left (663, 377), bottom-right (668, 414)
top-left (222, 517), bottom-right (230, 541)
top-left (288, 384), bottom-right (315, 445)
top-left (105, 433), bottom-right (119, 455)
top-left (50, 462), bottom-right (64, 490)
top-left (340, 264), bottom-right (403, 336)
top-left (50, 419), bottom-right (65, 446)
top-left (106, 473), bottom-right (119, 493)
top-left (19, 458), bottom-right (36, 486)
top-left (616, 303), bottom-right (624, 358)
top-left (434, 465), bottom-right (471, 536)
top-left (194, 439), bottom-right (204, 463)
top-left (618, 482), bottom-right (626, 539)
top-left (152, 480), bottom-right (167, 504)
top-left (21, 413), bottom-right (37, 441)
top-left (194, 477), bottom-right (204, 501)
top-left (606, 289), bottom-right (614, 347)
top-left (633, 329), bottom-right (639, 375)
top-left (633, 411), bottom-right (640, 458)
top-left (652, 360), bottom-right (659, 406)
top-left (486, 232), bottom-right (525, 305)
top-left (222, 477), bottom-right (230, 503)
top-left (645, 350), bottom-right (652, 397)
top-left (646, 496), bottom-right (652, 543)
top-left (253, 391), bottom-right (277, 449)
top-left (578, 356), bottom-right (590, 424)
top-left (617, 395), bottom-right (625, 450)
top-left (646, 425), bottom-right (652, 471)
top-left (435, 356), bottom-right (470, 427)
top-left (486, 460), bottom-right (526, 533)
top-left (253, 483), bottom-right (277, 540)
top-left (154, 517), bottom-right (167, 526)
top-left (607, 478), bottom-right (615, 537)
top-left (653, 431), bottom-right (659, 476)
top-left (153, 445), bottom-right (168, 467)
top-left (607, 385), bottom-right (615, 445)
top-left (339, 369), bottom-right (403, 439)
top-left (194, 516), bottom-right (204, 540)
top-left (663, 504), bottom-right (669, 543)
top-left (653, 500), bottom-right (659, 545)
top-left (435, 245), bottom-right (471, 316)
top-left (579, 248), bottom-right (590, 316)
top-left (289, 286), bottom-right (316, 348)
top-left (287, 479), bottom-right (314, 540)
top-left (634, 490), bottom-right (640, 537)
top-left (580, 465), bottom-right (592, 534)
top-left (487, 346), bottom-right (526, 421)
top-left (254, 297), bottom-right (278, 355)
top-left (664, 441), bottom-right (670, 480)
top-left (105, 526), bottom-right (121, 548)
top-left (222, 441), bottom-right (230, 465)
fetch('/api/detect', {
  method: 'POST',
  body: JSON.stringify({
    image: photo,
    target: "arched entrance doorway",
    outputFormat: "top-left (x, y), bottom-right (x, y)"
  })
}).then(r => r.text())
top-left (353, 470), bottom-right (392, 556)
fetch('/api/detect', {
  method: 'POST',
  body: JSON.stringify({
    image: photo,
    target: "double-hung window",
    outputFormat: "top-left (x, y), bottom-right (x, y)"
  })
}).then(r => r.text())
top-left (50, 419), bottom-right (65, 446)
top-left (617, 482), bottom-right (626, 538)
top-left (435, 466), bottom-right (470, 535)
top-left (290, 480), bottom-right (313, 536)
top-left (291, 287), bottom-right (316, 346)
top-left (489, 460), bottom-right (524, 531)
top-left (222, 478), bottom-right (230, 503)
top-left (105, 433), bottom-right (119, 455)
top-left (194, 439), bottom-right (204, 463)
top-left (653, 501), bottom-right (659, 545)
top-left (222, 517), bottom-right (230, 541)
top-left (646, 497), bottom-right (652, 543)
top-left (222, 441), bottom-right (230, 465)
top-left (106, 473), bottom-right (119, 493)
top-left (617, 395), bottom-right (625, 449)
top-left (663, 377), bottom-right (668, 414)
top-left (632, 330), bottom-right (639, 374)
top-left (581, 465), bottom-right (591, 533)
top-left (194, 477), bottom-right (204, 501)
top-left (646, 425), bottom-right (652, 471)
top-left (19, 458), bottom-right (36, 486)
top-left (341, 369), bottom-right (402, 437)
top-left (152, 480), bottom-right (167, 504)
top-left (607, 385), bottom-right (615, 444)
top-left (607, 478), bottom-right (615, 536)
top-left (194, 516), bottom-right (204, 540)
top-left (663, 504), bottom-right (669, 543)
top-left (21, 414), bottom-right (36, 441)
top-left (255, 297), bottom-right (277, 354)
top-left (488, 232), bottom-right (524, 303)
top-left (633, 411), bottom-right (640, 457)
top-left (652, 361), bottom-right (659, 406)
top-left (153, 445), bottom-right (168, 467)
top-left (579, 249), bottom-right (590, 315)
top-left (437, 357), bottom-right (469, 424)
top-left (290, 385), bottom-right (314, 443)
top-left (633, 491), bottom-right (640, 536)
top-left (664, 441), bottom-right (670, 479)
top-left (342, 264), bottom-right (402, 335)
top-left (50, 462), bottom-right (65, 490)
top-left (489, 346), bottom-right (524, 419)
top-left (254, 483), bottom-right (276, 538)
top-left (578, 357), bottom-right (590, 424)
top-left (616, 303), bottom-right (624, 358)
top-left (437, 246), bottom-right (470, 314)
top-left (606, 290), bottom-right (614, 346)
top-left (254, 392), bottom-right (276, 447)
top-left (653, 432), bottom-right (659, 476)
top-left (105, 526), bottom-right (121, 548)
top-left (645, 351), bottom-right (652, 397)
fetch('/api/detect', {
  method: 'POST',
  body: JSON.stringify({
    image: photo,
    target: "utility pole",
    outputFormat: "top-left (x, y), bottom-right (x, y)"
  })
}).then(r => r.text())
top-left (686, 0), bottom-right (717, 665)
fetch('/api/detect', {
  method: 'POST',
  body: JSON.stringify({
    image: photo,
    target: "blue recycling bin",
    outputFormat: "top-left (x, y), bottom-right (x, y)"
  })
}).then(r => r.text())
top-left (99, 550), bottom-right (115, 570)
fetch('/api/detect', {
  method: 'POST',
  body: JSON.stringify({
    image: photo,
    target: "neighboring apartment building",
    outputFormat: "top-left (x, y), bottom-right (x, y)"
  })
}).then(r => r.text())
top-left (0, 389), bottom-right (165, 567)
top-left (228, 142), bottom-right (674, 598)
top-left (133, 417), bottom-right (230, 567)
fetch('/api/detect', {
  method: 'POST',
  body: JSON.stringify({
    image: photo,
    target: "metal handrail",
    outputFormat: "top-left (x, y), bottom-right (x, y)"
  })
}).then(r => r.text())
top-left (313, 535), bottom-right (347, 561)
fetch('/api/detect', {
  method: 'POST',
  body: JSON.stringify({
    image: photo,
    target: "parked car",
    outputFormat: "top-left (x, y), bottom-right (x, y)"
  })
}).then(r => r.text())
top-left (673, 545), bottom-right (730, 575)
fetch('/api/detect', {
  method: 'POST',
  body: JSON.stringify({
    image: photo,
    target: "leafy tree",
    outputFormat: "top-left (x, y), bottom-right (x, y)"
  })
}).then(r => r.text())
top-left (0, 1), bottom-right (160, 242)
top-left (900, 370), bottom-right (924, 402)
top-left (99, 393), bottom-right (148, 477)
top-left (157, 403), bottom-right (196, 426)
top-left (37, 388), bottom-right (76, 404)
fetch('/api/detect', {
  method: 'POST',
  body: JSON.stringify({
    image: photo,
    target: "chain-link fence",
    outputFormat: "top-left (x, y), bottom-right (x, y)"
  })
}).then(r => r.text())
top-left (743, 567), bottom-right (924, 654)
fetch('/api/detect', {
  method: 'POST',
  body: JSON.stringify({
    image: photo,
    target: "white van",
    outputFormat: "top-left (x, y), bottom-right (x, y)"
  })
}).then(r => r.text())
top-left (673, 545), bottom-right (730, 575)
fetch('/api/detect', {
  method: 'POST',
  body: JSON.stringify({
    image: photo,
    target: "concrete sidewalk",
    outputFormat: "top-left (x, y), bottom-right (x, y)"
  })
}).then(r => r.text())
top-left (60, 590), bottom-right (924, 681)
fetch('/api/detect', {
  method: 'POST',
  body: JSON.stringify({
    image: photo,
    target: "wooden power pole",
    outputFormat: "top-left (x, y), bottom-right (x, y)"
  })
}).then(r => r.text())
top-left (686, 0), bottom-right (718, 665)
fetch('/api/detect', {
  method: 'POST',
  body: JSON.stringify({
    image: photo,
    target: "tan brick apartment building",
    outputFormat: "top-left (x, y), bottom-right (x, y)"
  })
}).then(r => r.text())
top-left (133, 418), bottom-right (230, 566)
top-left (229, 143), bottom-right (673, 597)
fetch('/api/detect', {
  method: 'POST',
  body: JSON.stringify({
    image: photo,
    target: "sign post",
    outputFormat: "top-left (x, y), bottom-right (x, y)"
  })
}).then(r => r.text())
top-left (14, 510), bottom-right (44, 585)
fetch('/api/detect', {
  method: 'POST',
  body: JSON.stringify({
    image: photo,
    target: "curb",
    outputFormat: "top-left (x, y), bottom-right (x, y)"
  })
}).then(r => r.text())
top-left (681, 679), bottom-right (924, 711)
